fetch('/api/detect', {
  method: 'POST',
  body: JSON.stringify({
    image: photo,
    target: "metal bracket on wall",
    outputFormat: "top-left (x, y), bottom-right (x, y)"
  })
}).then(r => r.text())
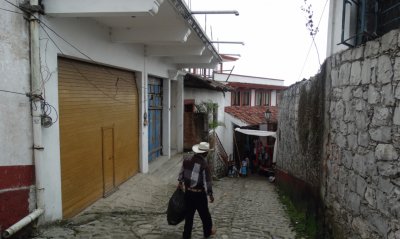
top-left (33, 145), bottom-right (44, 151)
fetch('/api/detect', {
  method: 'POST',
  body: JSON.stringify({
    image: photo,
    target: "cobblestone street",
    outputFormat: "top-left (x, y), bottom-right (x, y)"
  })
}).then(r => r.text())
top-left (32, 154), bottom-right (296, 239)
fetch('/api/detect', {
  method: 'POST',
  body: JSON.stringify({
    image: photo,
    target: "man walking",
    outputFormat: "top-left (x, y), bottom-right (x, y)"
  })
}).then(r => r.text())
top-left (178, 142), bottom-right (216, 239)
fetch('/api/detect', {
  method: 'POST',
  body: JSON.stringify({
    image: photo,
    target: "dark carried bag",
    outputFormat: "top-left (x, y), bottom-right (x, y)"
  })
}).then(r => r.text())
top-left (167, 188), bottom-right (186, 225)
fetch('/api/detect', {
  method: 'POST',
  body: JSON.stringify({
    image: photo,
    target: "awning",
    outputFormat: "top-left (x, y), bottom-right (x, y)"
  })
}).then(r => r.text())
top-left (234, 128), bottom-right (276, 138)
top-left (234, 128), bottom-right (277, 163)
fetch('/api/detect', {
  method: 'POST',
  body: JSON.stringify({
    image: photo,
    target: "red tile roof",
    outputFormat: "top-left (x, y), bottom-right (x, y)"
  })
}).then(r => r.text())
top-left (225, 106), bottom-right (279, 125)
top-left (227, 82), bottom-right (288, 90)
top-left (220, 54), bottom-right (239, 62)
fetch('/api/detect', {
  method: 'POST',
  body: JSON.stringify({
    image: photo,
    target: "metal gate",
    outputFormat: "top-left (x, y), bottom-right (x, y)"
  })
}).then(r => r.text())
top-left (148, 77), bottom-right (163, 161)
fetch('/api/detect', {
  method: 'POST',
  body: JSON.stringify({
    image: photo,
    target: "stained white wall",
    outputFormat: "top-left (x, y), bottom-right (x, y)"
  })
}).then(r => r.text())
top-left (223, 113), bottom-right (248, 160)
top-left (184, 88), bottom-right (227, 149)
top-left (37, 16), bottom-right (180, 221)
top-left (0, 1), bottom-right (32, 166)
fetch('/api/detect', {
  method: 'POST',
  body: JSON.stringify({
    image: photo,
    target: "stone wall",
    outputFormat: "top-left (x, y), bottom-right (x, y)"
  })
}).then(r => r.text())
top-left (277, 29), bottom-right (400, 239)
top-left (277, 66), bottom-right (326, 191)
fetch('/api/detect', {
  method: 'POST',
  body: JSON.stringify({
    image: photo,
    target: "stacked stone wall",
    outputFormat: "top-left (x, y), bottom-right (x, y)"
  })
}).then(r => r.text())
top-left (277, 66), bottom-right (326, 191)
top-left (277, 29), bottom-right (400, 238)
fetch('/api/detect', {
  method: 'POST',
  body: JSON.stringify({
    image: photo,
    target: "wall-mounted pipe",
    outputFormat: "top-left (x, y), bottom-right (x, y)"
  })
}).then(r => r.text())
top-left (29, 0), bottom-right (46, 211)
top-left (2, 209), bottom-right (44, 238)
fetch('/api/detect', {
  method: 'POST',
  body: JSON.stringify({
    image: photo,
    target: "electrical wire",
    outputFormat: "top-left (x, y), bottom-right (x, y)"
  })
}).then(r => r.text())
top-left (3, 0), bottom-right (152, 107)
top-left (38, 17), bottom-right (136, 87)
top-left (40, 25), bottom-right (133, 105)
top-left (3, 0), bottom-right (148, 93)
top-left (297, 0), bottom-right (329, 81)
top-left (3, 0), bottom-right (22, 12)
top-left (0, 6), bottom-right (23, 14)
top-left (0, 89), bottom-right (26, 96)
top-left (41, 100), bottom-right (58, 124)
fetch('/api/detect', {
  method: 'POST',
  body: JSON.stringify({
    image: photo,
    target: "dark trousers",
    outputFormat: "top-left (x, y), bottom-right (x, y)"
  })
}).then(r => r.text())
top-left (183, 191), bottom-right (213, 239)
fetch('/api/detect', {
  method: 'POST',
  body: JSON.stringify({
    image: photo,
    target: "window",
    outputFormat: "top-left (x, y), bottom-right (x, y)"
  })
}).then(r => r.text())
top-left (276, 91), bottom-right (281, 106)
top-left (242, 91), bottom-right (250, 106)
top-left (255, 91), bottom-right (270, 106)
top-left (262, 91), bottom-right (270, 106)
top-left (341, 0), bottom-right (400, 47)
top-left (255, 91), bottom-right (262, 106)
top-left (232, 91), bottom-right (241, 106)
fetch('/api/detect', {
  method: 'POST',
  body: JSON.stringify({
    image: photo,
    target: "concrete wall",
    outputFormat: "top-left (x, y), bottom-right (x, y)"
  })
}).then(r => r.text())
top-left (0, 0), bottom-right (36, 232)
top-left (277, 29), bottom-right (400, 238)
top-left (0, 1), bottom-right (32, 166)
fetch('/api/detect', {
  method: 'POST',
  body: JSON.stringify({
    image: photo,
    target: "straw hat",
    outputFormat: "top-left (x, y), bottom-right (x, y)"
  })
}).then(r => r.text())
top-left (192, 142), bottom-right (210, 153)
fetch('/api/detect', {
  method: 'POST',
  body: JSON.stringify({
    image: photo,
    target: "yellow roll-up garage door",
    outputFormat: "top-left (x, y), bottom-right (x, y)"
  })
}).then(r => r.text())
top-left (58, 58), bottom-right (139, 218)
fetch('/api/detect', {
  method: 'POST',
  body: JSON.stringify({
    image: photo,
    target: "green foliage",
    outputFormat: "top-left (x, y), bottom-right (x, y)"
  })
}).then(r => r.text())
top-left (278, 189), bottom-right (317, 239)
top-left (194, 100), bottom-right (224, 130)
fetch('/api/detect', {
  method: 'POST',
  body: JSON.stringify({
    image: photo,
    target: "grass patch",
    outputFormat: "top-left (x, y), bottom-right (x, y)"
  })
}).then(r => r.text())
top-left (278, 189), bottom-right (317, 239)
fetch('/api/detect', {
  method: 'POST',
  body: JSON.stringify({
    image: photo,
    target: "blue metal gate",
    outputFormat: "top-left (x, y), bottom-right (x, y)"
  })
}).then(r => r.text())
top-left (148, 77), bottom-right (163, 161)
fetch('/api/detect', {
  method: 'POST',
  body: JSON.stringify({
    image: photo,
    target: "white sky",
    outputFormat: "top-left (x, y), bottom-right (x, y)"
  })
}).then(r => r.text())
top-left (185, 0), bottom-right (330, 86)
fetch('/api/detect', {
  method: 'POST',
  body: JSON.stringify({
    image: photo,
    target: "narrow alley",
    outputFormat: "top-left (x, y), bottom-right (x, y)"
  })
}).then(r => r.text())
top-left (31, 154), bottom-right (295, 239)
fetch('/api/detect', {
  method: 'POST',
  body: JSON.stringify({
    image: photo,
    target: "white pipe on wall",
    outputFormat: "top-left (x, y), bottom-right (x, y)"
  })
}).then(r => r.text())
top-left (2, 209), bottom-right (44, 238)
top-left (30, 0), bottom-right (45, 211)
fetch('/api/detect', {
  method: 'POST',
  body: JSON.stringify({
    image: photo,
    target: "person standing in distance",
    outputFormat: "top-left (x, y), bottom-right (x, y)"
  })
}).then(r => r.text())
top-left (178, 142), bottom-right (216, 239)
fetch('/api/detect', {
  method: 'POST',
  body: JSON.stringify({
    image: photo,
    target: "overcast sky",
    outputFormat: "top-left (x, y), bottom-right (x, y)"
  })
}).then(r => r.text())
top-left (185, 0), bottom-right (330, 86)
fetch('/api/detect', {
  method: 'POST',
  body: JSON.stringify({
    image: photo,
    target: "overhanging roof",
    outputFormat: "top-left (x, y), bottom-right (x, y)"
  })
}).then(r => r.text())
top-left (184, 73), bottom-right (233, 92)
top-left (42, 0), bottom-right (222, 69)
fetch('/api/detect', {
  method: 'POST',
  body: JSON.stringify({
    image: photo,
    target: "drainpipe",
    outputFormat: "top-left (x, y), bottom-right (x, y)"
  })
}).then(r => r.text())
top-left (29, 0), bottom-right (45, 213)
top-left (2, 209), bottom-right (44, 238)
top-left (3, 0), bottom-right (45, 237)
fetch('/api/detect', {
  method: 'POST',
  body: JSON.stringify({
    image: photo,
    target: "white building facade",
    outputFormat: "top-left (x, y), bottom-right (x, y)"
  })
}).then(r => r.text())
top-left (0, 0), bottom-right (221, 232)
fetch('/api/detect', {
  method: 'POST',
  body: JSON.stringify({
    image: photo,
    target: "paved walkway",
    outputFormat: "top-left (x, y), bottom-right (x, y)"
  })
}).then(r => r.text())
top-left (32, 153), bottom-right (296, 239)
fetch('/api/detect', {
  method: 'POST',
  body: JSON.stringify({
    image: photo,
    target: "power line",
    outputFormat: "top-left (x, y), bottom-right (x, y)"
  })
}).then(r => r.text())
top-left (3, 0), bottom-right (151, 107)
top-left (0, 89), bottom-right (27, 96)
top-left (40, 24), bottom-right (135, 106)
top-left (297, 0), bottom-right (329, 81)
top-left (3, 0), bottom-right (23, 11)
top-left (0, 6), bottom-right (23, 14)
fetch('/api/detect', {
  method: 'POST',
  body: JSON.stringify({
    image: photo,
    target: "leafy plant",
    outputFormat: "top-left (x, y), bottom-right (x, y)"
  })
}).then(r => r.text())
top-left (277, 188), bottom-right (317, 239)
top-left (301, 0), bottom-right (321, 66)
top-left (194, 100), bottom-right (225, 131)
